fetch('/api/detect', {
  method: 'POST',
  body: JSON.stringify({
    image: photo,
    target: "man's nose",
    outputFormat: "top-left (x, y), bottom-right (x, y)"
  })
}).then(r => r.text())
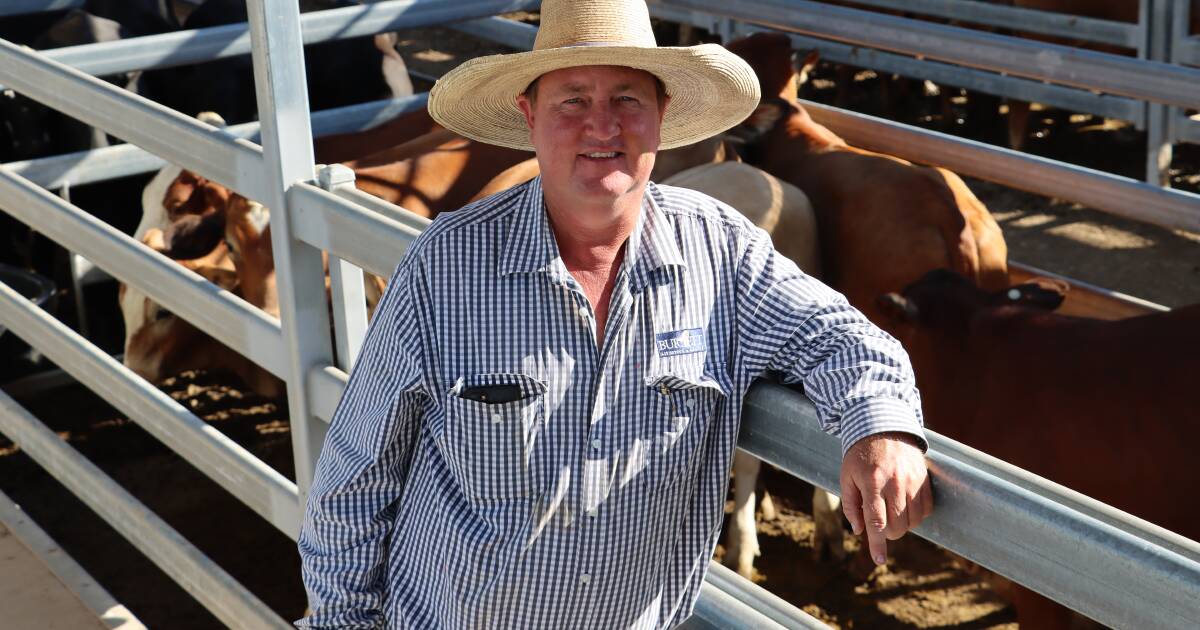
top-left (583, 103), bottom-right (620, 140)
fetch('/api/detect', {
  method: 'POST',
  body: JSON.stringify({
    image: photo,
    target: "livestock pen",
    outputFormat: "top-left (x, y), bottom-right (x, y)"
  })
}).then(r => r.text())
top-left (0, 1), bottom-right (1198, 628)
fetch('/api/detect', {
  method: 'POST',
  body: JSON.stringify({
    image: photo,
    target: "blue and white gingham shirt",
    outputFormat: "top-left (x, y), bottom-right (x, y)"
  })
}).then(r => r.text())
top-left (298, 176), bottom-right (924, 629)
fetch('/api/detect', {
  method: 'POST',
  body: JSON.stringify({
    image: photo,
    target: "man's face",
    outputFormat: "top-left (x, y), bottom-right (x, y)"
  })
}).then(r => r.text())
top-left (517, 65), bottom-right (668, 213)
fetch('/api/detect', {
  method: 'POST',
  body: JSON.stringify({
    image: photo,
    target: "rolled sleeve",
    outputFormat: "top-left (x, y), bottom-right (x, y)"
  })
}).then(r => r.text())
top-left (296, 256), bottom-right (430, 629)
top-left (734, 224), bottom-right (925, 457)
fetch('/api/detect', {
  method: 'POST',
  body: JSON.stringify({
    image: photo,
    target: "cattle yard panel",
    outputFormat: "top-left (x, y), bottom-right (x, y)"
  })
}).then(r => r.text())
top-left (1173, 0), bottom-right (1200, 145)
top-left (667, 0), bottom-right (1200, 107)
top-left (0, 388), bottom-right (292, 630)
top-left (6, 94), bottom-right (431, 190)
top-left (0, 0), bottom-right (83, 18)
top-left (738, 382), bottom-right (1200, 629)
top-left (2, 0), bottom-right (1199, 627)
top-left (652, 0), bottom-right (1200, 186)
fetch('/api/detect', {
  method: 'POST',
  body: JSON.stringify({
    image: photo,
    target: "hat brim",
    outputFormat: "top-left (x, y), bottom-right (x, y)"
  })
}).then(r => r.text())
top-left (428, 43), bottom-right (761, 151)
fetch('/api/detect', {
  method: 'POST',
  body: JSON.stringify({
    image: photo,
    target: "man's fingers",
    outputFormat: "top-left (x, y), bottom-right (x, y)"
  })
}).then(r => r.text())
top-left (863, 490), bottom-right (889, 565)
top-left (883, 480), bottom-right (908, 541)
top-left (840, 475), bottom-right (865, 536)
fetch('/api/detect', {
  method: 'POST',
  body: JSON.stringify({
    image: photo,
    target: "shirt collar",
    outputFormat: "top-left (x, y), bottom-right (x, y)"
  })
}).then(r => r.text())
top-left (498, 178), bottom-right (687, 287)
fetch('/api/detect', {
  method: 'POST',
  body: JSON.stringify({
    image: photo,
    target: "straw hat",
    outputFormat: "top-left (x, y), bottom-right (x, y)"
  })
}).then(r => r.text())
top-left (427, 0), bottom-right (760, 151)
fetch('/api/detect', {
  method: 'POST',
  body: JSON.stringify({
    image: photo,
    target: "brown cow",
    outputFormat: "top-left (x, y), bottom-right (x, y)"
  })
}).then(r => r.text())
top-left (726, 32), bottom-right (1009, 340)
top-left (879, 268), bottom-right (1198, 628)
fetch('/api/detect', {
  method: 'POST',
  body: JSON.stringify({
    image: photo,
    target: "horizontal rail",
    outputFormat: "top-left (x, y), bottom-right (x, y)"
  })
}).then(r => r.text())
top-left (662, 0), bottom-right (1200, 109)
top-left (1008, 261), bottom-right (1170, 319)
top-left (4, 93), bottom-right (429, 190)
top-left (289, 181), bottom-right (428, 278)
top-left (0, 388), bottom-right (292, 630)
top-left (739, 381), bottom-right (1200, 630)
top-left (756, 27), bottom-right (1143, 123)
top-left (802, 100), bottom-right (1200, 234)
top-left (0, 281), bottom-right (301, 540)
top-left (307, 365), bottom-right (348, 423)
top-left (0, 38), bottom-right (270, 201)
top-left (0, 0), bottom-right (82, 18)
top-left (807, 0), bottom-right (1139, 48)
top-left (1180, 36), bottom-right (1200, 65)
top-left (449, 15), bottom-right (538, 50)
top-left (701, 562), bottom-right (827, 629)
top-left (1178, 116), bottom-right (1200, 145)
top-left (0, 169), bottom-right (289, 380)
top-left (1, 0), bottom-right (541, 88)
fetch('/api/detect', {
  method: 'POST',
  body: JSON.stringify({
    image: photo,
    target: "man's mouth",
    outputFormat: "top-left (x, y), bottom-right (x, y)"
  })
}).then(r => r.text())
top-left (580, 151), bottom-right (622, 160)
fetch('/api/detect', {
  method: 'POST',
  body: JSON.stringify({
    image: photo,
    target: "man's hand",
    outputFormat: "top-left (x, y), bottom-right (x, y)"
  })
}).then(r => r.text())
top-left (840, 432), bottom-right (933, 566)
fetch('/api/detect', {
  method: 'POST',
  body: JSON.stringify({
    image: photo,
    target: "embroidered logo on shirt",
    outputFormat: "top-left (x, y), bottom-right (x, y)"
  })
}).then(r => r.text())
top-left (655, 328), bottom-right (706, 358)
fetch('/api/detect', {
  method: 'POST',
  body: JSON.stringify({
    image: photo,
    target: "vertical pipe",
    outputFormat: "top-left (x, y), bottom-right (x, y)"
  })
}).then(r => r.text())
top-left (319, 166), bottom-right (369, 372)
top-left (244, 0), bottom-right (332, 511)
top-left (1144, 0), bottom-right (1173, 186)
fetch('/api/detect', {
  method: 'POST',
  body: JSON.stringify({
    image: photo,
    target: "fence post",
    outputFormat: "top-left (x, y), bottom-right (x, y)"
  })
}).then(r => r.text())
top-left (318, 164), bottom-right (369, 372)
top-left (244, 0), bottom-right (333, 510)
top-left (1145, 0), bottom-right (1174, 187)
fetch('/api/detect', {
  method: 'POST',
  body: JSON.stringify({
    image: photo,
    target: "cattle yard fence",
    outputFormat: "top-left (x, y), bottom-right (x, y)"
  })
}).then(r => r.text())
top-left (0, 1), bottom-right (1197, 628)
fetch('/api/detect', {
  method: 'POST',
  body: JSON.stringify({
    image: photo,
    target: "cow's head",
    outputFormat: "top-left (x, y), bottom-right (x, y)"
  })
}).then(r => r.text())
top-left (726, 33), bottom-right (830, 153)
top-left (878, 269), bottom-right (1068, 330)
top-left (120, 227), bottom-right (238, 382)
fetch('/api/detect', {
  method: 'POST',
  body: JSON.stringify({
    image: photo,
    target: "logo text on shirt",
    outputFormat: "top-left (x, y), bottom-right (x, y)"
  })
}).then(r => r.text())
top-left (655, 328), bottom-right (706, 358)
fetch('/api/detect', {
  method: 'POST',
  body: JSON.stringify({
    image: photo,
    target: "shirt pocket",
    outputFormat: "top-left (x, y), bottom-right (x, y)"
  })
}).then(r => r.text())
top-left (643, 370), bottom-right (727, 490)
top-left (441, 373), bottom-right (547, 503)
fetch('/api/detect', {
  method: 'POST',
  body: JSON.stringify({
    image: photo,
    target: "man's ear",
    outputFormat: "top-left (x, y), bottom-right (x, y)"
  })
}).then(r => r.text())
top-left (515, 93), bottom-right (535, 130)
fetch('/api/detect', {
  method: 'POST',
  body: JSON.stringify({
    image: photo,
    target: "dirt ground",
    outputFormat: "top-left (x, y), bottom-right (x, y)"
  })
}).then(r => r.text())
top-left (0, 14), bottom-right (1197, 630)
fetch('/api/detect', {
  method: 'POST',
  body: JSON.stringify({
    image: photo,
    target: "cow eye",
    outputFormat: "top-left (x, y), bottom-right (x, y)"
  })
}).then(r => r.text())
top-left (153, 307), bottom-right (173, 322)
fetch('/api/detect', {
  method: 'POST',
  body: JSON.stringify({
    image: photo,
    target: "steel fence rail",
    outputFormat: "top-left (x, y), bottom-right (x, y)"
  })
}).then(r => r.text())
top-left (0, 38), bottom-right (271, 202)
top-left (0, 282), bottom-right (302, 539)
top-left (3, 93), bottom-right (429, 190)
top-left (289, 180), bottom-right (426, 279)
top-left (702, 563), bottom-right (828, 629)
top-left (803, 100), bottom-right (1200, 234)
top-left (450, 15), bottom-right (538, 50)
top-left (0, 169), bottom-right (290, 380)
top-left (789, 0), bottom-right (1140, 48)
top-left (740, 381), bottom-right (1200, 630)
top-left (737, 24), bottom-right (1145, 123)
top-left (307, 365), bottom-right (349, 423)
top-left (661, 0), bottom-right (1200, 109)
top-left (0, 0), bottom-right (82, 18)
top-left (0, 388), bottom-right (293, 630)
top-left (0, 0), bottom-right (539, 91)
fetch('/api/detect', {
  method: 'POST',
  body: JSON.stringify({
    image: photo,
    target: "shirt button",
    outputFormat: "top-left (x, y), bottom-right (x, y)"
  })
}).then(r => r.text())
top-left (579, 573), bottom-right (591, 585)
top-left (587, 508), bottom-right (598, 518)
top-left (577, 306), bottom-right (589, 319)
top-left (685, 398), bottom-right (696, 410)
top-left (491, 413), bottom-right (502, 424)
top-left (591, 439), bottom-right (602, 450)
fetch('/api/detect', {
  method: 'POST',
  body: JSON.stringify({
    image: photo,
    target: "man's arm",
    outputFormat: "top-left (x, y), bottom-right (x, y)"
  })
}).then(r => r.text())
top-left (733, 224), bottom-right (932, 564)
top-left (296, 259), bottom-right (429, 629)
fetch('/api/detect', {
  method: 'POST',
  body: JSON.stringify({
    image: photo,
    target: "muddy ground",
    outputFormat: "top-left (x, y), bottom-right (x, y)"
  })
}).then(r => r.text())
top-left (1, 14), bottom-right (1197, 630)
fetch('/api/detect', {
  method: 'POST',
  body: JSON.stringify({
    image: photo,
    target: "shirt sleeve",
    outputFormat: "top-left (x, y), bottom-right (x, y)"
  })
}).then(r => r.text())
top-left (296, 254), bottom-right (430, 629)
top-left (733, 224), bottom-right (926, 457)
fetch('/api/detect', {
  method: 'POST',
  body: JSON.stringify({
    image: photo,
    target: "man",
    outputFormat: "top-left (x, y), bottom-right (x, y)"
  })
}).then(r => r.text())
top-left (297, 1), bottom-right (932, 627)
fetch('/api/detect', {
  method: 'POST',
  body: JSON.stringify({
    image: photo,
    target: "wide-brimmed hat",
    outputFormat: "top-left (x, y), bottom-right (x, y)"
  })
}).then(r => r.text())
top-left (427, 0), bottom-right (760, 151)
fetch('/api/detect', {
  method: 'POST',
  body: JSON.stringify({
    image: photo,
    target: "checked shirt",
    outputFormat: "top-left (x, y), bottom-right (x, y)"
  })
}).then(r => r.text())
top-left (298, 176), bottom-right (924, 629)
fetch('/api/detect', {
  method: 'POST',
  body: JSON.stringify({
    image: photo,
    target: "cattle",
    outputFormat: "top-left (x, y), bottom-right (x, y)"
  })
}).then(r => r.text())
top-left (726, 32), bottom-right (1008, 339)
top-left (877, 268), bottom-right (1198, 628)
top-left (662, 161), bottom-right (821, 578)
top-left (720, 31), bottom-right (1008, 578)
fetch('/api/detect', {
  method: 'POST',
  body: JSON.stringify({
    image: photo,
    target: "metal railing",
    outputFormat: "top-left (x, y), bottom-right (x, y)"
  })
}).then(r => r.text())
top-left (652, 0), bottom-right (1200, 187)
top-left (1, 0), bottom-right (1198, 628)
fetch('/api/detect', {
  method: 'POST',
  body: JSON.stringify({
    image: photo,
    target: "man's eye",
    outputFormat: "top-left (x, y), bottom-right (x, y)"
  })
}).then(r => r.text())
top-left (563, 97), bottom-right (583, 105)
